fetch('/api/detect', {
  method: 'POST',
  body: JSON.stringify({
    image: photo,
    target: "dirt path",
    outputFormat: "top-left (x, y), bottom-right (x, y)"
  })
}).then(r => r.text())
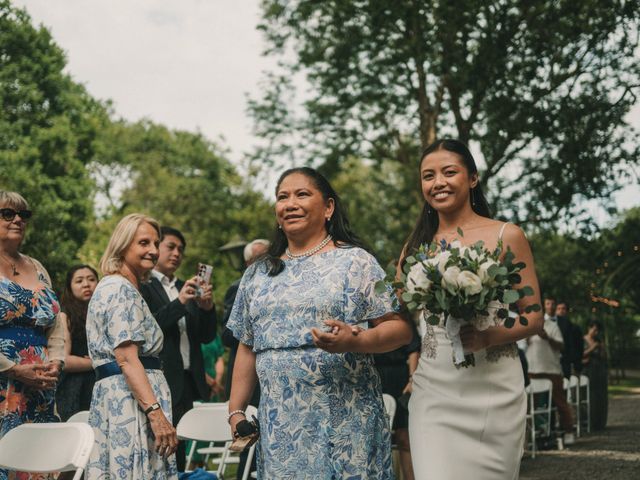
top-left (519, 394), bottom-right (640, 479)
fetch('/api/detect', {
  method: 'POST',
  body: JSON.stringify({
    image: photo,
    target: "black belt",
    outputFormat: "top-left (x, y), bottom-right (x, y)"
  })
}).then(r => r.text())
top-left (95, 357), bottom-right (162, 381)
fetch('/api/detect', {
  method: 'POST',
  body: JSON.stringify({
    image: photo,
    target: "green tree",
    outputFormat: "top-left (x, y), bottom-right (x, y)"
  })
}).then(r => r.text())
top-left (0, 1), bottom-right (109, 287)
top-left (250, 0), bottom-right (640, 229)
top-left (80, 120), bottom-right (274, 301)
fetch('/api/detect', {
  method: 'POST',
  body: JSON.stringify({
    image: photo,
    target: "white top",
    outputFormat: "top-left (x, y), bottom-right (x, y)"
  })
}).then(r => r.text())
top-left (152, 269), bottom-right (190, 370)
top-left (526, 318), bottom-right (563, 374)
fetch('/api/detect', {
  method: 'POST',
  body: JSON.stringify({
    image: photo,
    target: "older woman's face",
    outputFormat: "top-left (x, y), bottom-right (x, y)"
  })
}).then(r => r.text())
top-left (0, 204), bottom-right (28, 245)
top-left (70, 268), bottom-right (98, 302)
top-left (275, 173), bottom-right (334, 237)
top-left (122, 222), bottom-right (160, 276)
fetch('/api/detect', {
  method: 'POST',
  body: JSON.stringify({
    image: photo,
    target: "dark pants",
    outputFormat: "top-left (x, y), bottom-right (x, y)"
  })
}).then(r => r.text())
top-left (529, 372), bottom-right (574, 432)
top-left (173, 371), bottom-right (198, 472)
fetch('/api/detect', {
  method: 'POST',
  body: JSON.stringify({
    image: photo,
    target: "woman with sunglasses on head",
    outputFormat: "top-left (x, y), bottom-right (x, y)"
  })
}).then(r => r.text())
top-left (0, 191), bottom-right (65, 479)
top-left (55, 264), bottom-right (99, 421)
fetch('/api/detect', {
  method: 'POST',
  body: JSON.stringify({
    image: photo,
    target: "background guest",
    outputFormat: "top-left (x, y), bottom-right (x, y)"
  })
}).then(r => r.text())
top-left (556, 301), bottom-right (584, 378)
top-left (527, 302), bottom-right (575, 445)
top-left (86, 213), bottom-right (178, 478)
top-left (202, 336), bottom-right (225, 401)
top-left (55, 264), bottom-right (99, 421)
top-left (0, 191), bottom-right (65, 479)
top-left (140, 226), bottom-right (216, 472)
top-left (374, 338), bottom-right (420, 480)
top-left (583, 320), bottom-right (608, 430)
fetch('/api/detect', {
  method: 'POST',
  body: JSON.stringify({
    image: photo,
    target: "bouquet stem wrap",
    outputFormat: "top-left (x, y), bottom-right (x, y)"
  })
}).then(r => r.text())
top-left (445, 315), bottom-right (467, 365)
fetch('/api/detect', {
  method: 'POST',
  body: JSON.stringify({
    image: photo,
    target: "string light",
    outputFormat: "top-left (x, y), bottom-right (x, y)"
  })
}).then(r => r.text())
top-left (590, 295), bottom-right (620, 308)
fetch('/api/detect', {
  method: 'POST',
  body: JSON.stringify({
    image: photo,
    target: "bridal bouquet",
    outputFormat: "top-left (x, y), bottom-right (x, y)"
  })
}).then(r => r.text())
top-left (379, 228), bottom-right (539, 367)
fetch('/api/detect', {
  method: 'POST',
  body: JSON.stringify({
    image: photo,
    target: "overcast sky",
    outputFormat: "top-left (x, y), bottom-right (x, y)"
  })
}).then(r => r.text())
top-left (12, 0), bottom-right (640, 219)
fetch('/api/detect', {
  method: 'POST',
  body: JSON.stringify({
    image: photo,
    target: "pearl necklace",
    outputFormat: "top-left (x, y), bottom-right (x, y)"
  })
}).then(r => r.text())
top-left (285, 235), bottom-right (332, 259)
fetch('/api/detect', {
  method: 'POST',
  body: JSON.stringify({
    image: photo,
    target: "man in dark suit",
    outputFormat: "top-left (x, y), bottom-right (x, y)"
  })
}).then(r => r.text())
top-left (141, 226), bottom-right (217, 471)
top-left (556, 301), bottom-right (583, 378)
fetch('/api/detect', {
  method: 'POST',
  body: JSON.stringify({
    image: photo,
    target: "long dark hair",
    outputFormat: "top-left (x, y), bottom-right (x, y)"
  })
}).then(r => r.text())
top-left (265, 167), bottom-right (367, 276)
top-left (403, 139), bottom-right (492, 261)
top-left (61, 264), bottom-right (99, 341)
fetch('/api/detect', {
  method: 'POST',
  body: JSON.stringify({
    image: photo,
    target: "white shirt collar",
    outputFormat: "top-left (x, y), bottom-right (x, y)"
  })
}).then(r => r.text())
top-left (152, 269), bottom-right (177, 288)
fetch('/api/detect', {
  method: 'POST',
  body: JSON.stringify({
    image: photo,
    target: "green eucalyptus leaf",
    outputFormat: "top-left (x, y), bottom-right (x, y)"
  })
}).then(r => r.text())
top-left (502, 289), bottom-right (520, 304)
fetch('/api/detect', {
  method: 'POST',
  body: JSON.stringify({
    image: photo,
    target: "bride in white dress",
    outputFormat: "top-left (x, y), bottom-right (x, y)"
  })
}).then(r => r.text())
top-left (401, 139), bottom-right (543, 479)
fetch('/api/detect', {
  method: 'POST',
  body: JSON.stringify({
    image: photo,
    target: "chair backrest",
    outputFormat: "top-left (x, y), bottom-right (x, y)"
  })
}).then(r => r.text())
top-left (579, 374), bottom-right (589, 387)
top-left (382, 394), bottom-right (397, 429)
top-left (0, 423), bottom-right (94, 479)
top-left (66, 410), bottom-right (90, 423)
top-left (177, 405), bottom-right (234, 443)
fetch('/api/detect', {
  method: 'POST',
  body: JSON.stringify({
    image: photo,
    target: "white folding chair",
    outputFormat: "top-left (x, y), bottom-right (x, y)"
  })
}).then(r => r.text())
top-left (181, 402), bottom-right (229, 472)
top-left (579, 374), bottom-right (591, 433)
top-left (0, 423), bottom-right (94, 480)
top-left (66, 410), bottom-right (90, 423)
top-left (382, 393), bottom-right (397, 430)
top-left (176, 404), bottom-right (232, 477)
top-left (526, 378), bottom-right (553, 458)
top-left (566, 375), bottom-right (581, 436)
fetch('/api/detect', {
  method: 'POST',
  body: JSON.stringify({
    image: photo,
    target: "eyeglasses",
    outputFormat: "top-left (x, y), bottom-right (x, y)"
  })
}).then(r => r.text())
top-left (0, 208), bottom-right (33, 222)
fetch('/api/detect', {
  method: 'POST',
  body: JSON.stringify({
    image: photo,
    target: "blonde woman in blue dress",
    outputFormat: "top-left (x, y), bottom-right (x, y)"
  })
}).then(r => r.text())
top-left (86, 214), bottom-right (178, 479)
top-left (402, 140), bottom-right (543, 479)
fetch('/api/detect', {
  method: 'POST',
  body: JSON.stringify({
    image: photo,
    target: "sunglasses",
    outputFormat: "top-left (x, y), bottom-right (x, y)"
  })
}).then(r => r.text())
top-left (0, 208), bottom-right (33, 222)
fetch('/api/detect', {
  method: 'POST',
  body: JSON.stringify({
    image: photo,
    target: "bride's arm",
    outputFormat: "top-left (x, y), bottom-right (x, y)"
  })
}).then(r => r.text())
top-left (461, 224), bottom-right (544, 351)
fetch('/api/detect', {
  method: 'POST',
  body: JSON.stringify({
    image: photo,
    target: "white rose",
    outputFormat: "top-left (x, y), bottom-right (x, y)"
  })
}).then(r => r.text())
top-left (406, 263), bottom-right (431, 294)
top-left (436, 251), bottom-right (452, 274)
top-left (468, 249), bottom-right (480, 261)
top-left (441, 266), bottom-right (461, 291)
top-left (449, 240), bottom-right (463, 250)
top-left (478, 259), bottom-right (499, 285)
top-left (457, 270), bottom-right (483, 296)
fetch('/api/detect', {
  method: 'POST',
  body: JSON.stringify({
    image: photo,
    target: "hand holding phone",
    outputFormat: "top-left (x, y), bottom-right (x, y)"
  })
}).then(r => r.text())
top-left (195, 263), bottom-right (213, 297)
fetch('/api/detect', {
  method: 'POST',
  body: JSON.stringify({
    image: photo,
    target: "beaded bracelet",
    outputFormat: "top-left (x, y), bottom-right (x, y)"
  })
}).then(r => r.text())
top-left (227, 409), bottom-right (246, 424)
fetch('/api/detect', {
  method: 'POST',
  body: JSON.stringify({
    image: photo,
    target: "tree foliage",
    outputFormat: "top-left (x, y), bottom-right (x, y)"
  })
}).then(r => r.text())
top-left (80, 120), bottom-right (274, 302)
top-left (251, 0), bottom-right (640, 229)
top-left (0, 0), bottom-right (109, 287)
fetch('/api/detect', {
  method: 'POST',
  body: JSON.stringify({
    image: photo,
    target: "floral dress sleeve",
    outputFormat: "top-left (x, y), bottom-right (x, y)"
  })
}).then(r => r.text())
top-left (104, 280), bottom-right (147, 349)
top-left (345, 249), bottom-right (395, 323)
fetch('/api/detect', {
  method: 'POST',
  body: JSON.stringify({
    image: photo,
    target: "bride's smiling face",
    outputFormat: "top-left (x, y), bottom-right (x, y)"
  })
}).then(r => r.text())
top-left (420, 149), bottom-right (478, 214)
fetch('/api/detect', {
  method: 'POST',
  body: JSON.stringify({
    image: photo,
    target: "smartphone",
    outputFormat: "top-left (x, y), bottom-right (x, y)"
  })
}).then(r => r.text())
top-left (195, 263), bottom-right (213, 296)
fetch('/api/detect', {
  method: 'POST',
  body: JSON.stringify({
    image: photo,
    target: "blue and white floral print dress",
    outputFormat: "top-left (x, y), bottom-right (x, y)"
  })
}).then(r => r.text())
top-left (85, 275), bottom-right (177, 479)
top-left (228, 247), bottom-right (395, 480)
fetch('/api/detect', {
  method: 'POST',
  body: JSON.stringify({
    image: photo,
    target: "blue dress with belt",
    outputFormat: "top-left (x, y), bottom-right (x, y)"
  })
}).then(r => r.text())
top-left (227, 247), bottom-right (395, 480)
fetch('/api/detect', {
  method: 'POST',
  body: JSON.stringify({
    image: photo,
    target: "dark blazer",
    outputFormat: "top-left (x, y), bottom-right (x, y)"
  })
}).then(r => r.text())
top-left (141, 276), bottom-right (217, 404)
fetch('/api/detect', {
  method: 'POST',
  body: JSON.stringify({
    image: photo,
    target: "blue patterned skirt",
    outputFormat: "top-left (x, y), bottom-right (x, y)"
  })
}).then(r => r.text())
top-left (255, 347), bottom-right (393, 480)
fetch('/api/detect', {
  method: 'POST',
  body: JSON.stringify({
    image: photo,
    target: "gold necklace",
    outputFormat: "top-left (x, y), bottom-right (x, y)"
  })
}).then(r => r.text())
top-left (0, 253), bottom-right (20, 276)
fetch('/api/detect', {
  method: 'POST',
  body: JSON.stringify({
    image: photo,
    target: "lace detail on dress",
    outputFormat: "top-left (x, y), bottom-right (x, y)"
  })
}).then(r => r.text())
top-left (421, 322), bottom-right (437, 359)
top-left (485, 343), bottom-right (518, 362)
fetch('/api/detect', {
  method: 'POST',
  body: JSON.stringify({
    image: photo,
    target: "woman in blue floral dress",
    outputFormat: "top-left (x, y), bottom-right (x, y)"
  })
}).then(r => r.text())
top-left (0, 191), bottom-right (65, 480)
top-left (86, 214), bottom-right (178, 479)
top-left (227, 168), bottom-right (412, 480)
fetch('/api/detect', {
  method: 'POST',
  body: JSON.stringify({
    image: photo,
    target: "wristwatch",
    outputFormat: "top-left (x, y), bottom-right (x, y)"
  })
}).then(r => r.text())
top-left (144, 402), bottom-right (161, 416)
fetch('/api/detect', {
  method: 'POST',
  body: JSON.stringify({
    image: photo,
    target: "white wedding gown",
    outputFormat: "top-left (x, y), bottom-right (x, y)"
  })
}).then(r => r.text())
top-left (409, 310), bottom-right (526, 479)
